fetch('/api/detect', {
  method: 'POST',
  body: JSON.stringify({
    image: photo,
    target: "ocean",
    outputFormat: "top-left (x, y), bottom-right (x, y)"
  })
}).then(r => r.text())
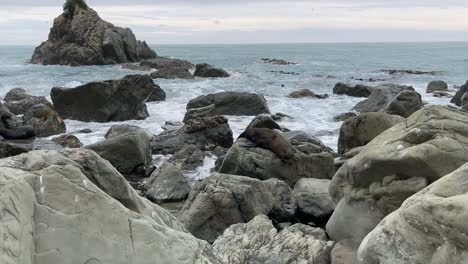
top-left (0, 42), bottom-right (466, 179)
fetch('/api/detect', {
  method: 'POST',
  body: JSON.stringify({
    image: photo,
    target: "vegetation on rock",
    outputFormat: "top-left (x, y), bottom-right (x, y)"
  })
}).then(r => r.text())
top-left (63, 0), bottom-right (88, 17)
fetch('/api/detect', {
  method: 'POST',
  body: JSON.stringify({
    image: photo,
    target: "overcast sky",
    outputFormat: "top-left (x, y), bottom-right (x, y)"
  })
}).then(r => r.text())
top-left (1, 0), bottom-right (468, 45)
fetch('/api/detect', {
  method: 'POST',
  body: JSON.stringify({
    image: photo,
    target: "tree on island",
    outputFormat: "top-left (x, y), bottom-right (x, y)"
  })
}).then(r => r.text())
top-left (63, 0), bottom-right (88, 17)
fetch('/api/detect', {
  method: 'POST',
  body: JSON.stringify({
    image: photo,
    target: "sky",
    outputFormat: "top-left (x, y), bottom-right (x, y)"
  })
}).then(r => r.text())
top-left (1, 0), bottom-right (468, 45)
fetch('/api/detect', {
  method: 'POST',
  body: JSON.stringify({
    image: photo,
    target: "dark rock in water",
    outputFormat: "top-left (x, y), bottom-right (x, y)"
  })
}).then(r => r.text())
top-left (385, 90), bottom-right (423, 118)
top-left (31, 7), bottom-right (156, 65)
top-left (0, 138), bottom-right (63, 158)
top-left (451, 81), bottom-right (468, 106)
top-left (288, 89), bottom-right (328, 99)
top-left (270, 70), bottom-right (300, 75)
top-left (150, 68), bottom-right (194, 79)
top-left (271, 112), bottom-right (293, 121)
top-left (263, 178), bottom-right (297, 223)
top-left (432, 91), bottom-right (452, 98)
top-left (179, 173), bottom-right (274, 242)
top-left (261, 58), bottom-right (296, 65)
top-left (23, 104), bottom-right (66, 137)
top-left (105, 124), bottom-right (154, 140)
top-left (184, 91), bottom-right (270, 121)
top-left (79, 128), bottom-right (92, 133)
top-left (140, 57), bottom-right (194, 70)
top-left (333, 83), bottom-right (374, 98)
top-left (168, 144), bottom-right (205, 171)
top-left (3, 88), bottom-right (53, 115)
top-left (121, 64), bottom-right (153, 71)
top-left (153, 115), bottom-right (233, 154)
top-left (145, 162), bottom-right (190, 203)
top-left (51, 134), bottom-right (83, 148)
top-left (194, 63), bottom-right (230, 78)
top-left (51, 75), bottom-right (158, 122)
top-left (426, 80), bottom-right (448, 93)
top-left (380, 69), bottom-right (440, 75)
top-left (352, 84), bottom-right (414, 113)
top-left (245, 114), bottom-right (282, 131)
top-left (338, 112), bottom-right (404, 155)
top-left (333, 112), bottom-right (358, 122)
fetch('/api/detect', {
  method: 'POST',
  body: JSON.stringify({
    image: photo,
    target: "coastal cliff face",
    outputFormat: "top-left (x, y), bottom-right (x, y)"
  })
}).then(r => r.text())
top-left (31, 7), bottom-right (156, 65)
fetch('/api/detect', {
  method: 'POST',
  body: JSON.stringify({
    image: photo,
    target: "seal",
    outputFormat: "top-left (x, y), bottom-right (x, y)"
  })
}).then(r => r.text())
top-left (0, 115), bottom-right (36, 140)
top-left (238, 128), bottom-right (295, 160)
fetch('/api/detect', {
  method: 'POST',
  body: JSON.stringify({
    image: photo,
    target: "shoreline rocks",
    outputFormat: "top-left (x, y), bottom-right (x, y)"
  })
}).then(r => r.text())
top-left (288, 89), bottom-right (329, 99)
top-left (426, 80), bottom-right (448, 93)
top-left (194, 63), bottom-right (230, 78)
top-left (333, 83), bottom-right (373, 98)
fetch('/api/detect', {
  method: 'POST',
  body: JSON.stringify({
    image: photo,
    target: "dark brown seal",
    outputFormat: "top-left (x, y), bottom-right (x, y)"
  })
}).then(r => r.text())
top-left (0, 115), bottom-right (36, 140)
top-left (239, 128), bottom-right (295, 160)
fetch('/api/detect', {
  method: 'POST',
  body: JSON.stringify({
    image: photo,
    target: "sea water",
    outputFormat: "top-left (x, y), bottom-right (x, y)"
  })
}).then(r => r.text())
top-left (0, 43), bottom-right (467, 179)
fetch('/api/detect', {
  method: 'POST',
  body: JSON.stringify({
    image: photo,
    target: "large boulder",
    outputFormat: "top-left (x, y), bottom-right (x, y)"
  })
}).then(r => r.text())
top-left (384, 90), bottom-right (423, 118)
top-left (0, 139), bottom-right (64, 159)
top-left (212, 215), bottom-right (334, 264)
top-left (352, 84), bottom-right (414, 113)
top-left (283, 130), bottom-right (335, 155)
top-left (194, 63), bottom-right (230, 78)
top-left (168, 144), bottom-right (205, 171)
top-left (451, 80), bottom-right (468, 106)
top-left (338, 112), bottom-right (405, 154)
top-left (51, 134), bottom-right (83, 148)
top-left (145, 162), bottom-right (190, 203)
top-left (333, 83), bottom-right (373, 98)
top-left (263, 178), bottom-right (297, 223)
top-left (0, 149), bottom-right (219, 263)
top-left (3, 88), bottom-right (52, 115)
top-left (31, 6), bottom-right (156, 65)
top-left (51, 75), bottom-right (158, 122)
top-left (185, 91), bottom-right (270, 120)
top-left (327, 106), bottom-right (468, 242)
top-left (140, 57), bottom-right (194, 70)
top-left (332, 239), bottom-right (360, 264)
top-left (245, 114), bottom-right (282, 131)
top-left (288, 89), bottom-right (329, 99)
top-left (150, 68), bottom-right (194, 79)
top-left (426, 80), bottom-right (448, 93)
top-left (22, 104), bottom-right (67, 137)
top-left (85, 130), bottom-right (152, 176)
top-left (294, 178), bottom-right (335, 220)
top-left (153, 115), bottom-right (233, 154)
top-left (179, 173), bottom-right (274, 242)
top-left (219, 138), bottom-right (334, 187)
top-left (358, 162), bottom-right (468, 264)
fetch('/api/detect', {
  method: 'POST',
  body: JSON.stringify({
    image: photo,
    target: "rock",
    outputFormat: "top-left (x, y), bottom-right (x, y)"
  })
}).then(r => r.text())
top-left (288, 89), bottom-right (329, 99)
top-left (219, 138), bottom-right (334, 187)
top-left (150, 68), bottom-right (194, 79)
top-left (184, 91), bottom-right (270, 121)
top-left (140, 57), bottom-right (194, 70)
top-left (426, 80), bottom-right (448, 93)
top-left (3, 87), bottom-right (29, 101)
top-left (294, 178), bottom-right (335, 220)
top-left (462, 93), bottom-right (468, 107)
top-left (271, 112), bottom-right (293, 121)
top-left (86, 130), bottom-right (152, 176)
top-left (333, 112), bottom-right (358, 122)
top-left (384, 90), bottom-right (423, 118)
top-left (327, 106), bottom-right (468, 242)
top-left (451, 81), bottom-right (468, 106)
top-left (0, 149), bottom-right (218, 263)
top-left (3, 88), bottom-right (52, 115)
top-left (338, 112), bottom-right (404, 154)
top-left (0, 138), bottom-right (63, 158)
top-left (105, 124), bottom-right (154, 140)
top-left (31, 6), bottom-right (156, 65)
top-left (121, 64), bottom-right (153, 71)
top-left (145, 162), bottom-right (190, 203)
top-left (245, 114), bottom-right (282, 131)
top-left (261, 58), bottom-right (296, 65)
top-left (180, 173), bottom-right (274, 242)
top-left (358, 162), bottom-right (468, 264)
top-left (352, 84), bottom-right (414, 113)
top-left (263, 178), bottom-right (297, 223)
top-left (153, 115), bottom-right (233, 154)
top-left (380, 69), bottom-right (439, 75)
top-left (168, 144), bottom-right (205, 171)
top-left (283, 130), bottom-right (335, 155)
top-left (213, 215), bottom-right (334, 264)
top-left (194, 63), bottom-right (230, 78)
top-left (23, 104), bottom-right (67, 137)
top-left (333, 83), bottom-right (373, 98)
top-left (79, 128), bottom-right (92, 133)
top-left (51, 134), bottom-right (83, 148)
top-left (432, 91), bottom-right (452, 98)
top-left (331, 239), bottom-right (360, 264)
top-left (51, 75), bottom-right (157, 122)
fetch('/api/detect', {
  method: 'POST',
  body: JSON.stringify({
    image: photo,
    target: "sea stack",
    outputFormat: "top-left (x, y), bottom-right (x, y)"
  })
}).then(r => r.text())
top-left (31, 0), bottom-right (157, 65)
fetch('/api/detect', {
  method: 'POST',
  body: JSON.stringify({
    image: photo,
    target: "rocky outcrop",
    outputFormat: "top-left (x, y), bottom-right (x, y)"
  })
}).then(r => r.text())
top-left (168, 144), bottom-right (205, 171)
top-left (338, 112), bottom-right (404, 154)
top-left (384, 90), bottom-right (423, 118)
top-left (153, 115), bottom-right (233, 154)
top-left (150, 68), bottom-right (194, 79)
top-left (213, 215), bottom-right (334, 264)
top-left (219, 138), bottom-right (334, 187)
top-left (51, 134), bottom-right (83, 148)
top-left (194, 63), bottom-right (230, 78)
top-left (0, 139), bottom-right (63, 159)
top-left (333, 83), bottom-right (373, 98)
top-left (358, 162), bottom-right (468, 264)
top-left (145, 162), bottom-right (190, 203)
top-left (180, 173), bottom-right (274, 242)
top-left (294, 178), bottom-right (335, 220)
top-left (22, 104), bottom-right (66, 137)
top-left (245, 114), bottom-right (282, 131)
top-left (3, 88), bottom-right (52, 115)
top-left (332, 239), bottom-right (360, 264)
top-left (140, 57), bottom-right (194, 70)
top-left (288, 89), bottom-right (328, 99)
top-left (426, 80), bottom-right (448, 93)
top-left (260, 58), bottom-right (296, 65)
top-left (327, 106), bottom-right (468, 242)
top-left (184, 92), bottom-right (270, 121)
top-left (283, 130), bottom-right (336, 155)
top-left (51, 75), bottom-right (160, 122)
top-left (0, 149), bottom-right (219, 263)
top-left (31, 7), bottom-right (156, 65)
top-left (352, 84), bottom-right (415, 113)
top-left (105, 124), bottom-right (155, 140)
top-left (451, 81), bottom-right (468, 106)
top-left (333, 112), bottom-right (358, 122)
top-left (263, 178), bottom-right (297, 223)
